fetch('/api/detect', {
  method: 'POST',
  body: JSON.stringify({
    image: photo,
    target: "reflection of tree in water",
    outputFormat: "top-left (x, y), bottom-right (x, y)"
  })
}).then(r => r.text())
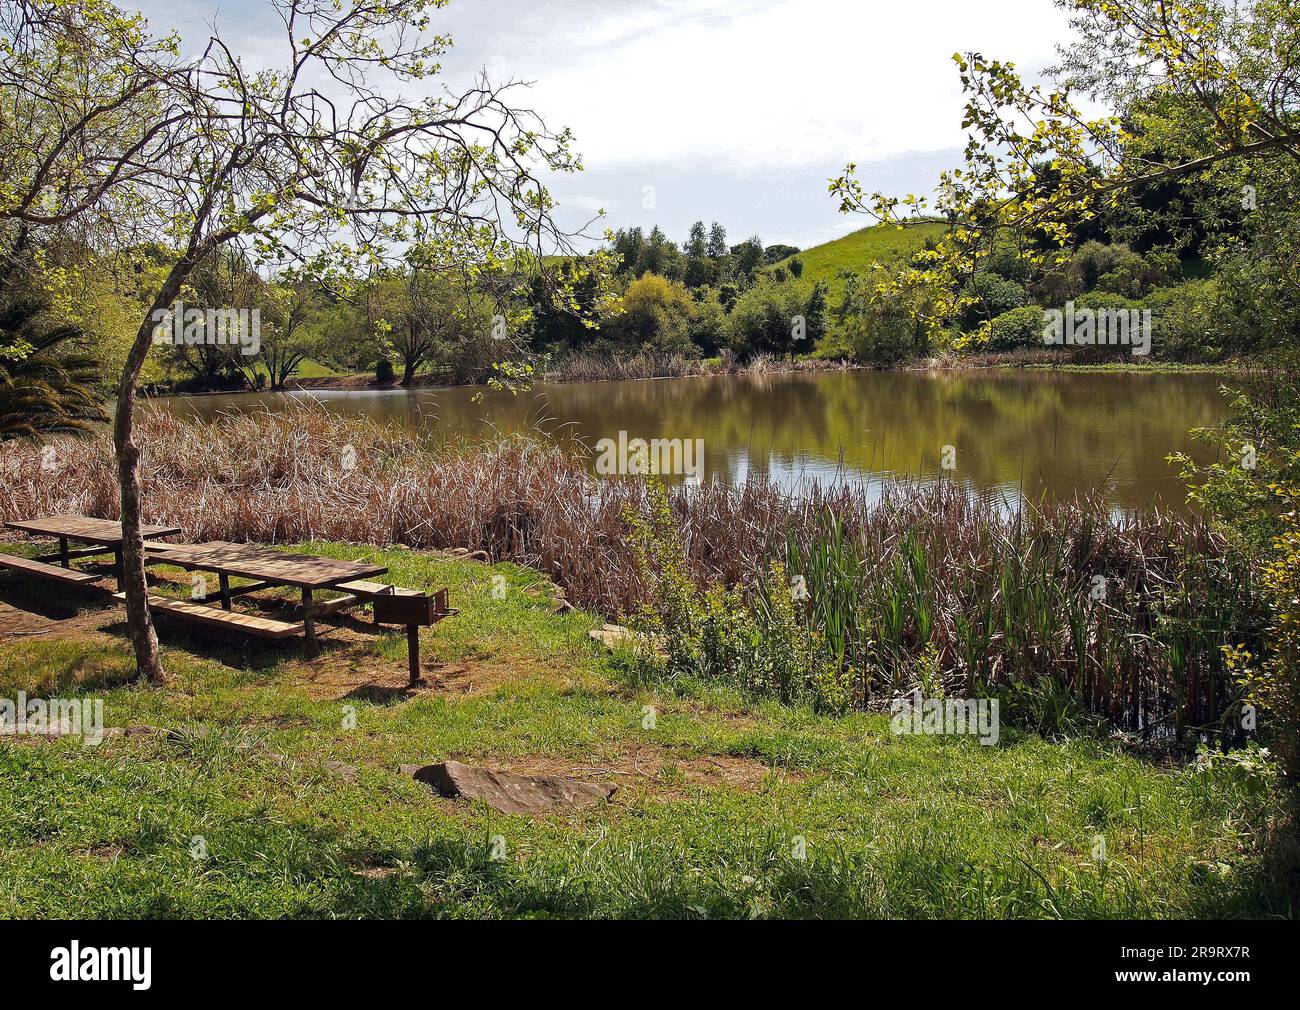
top-left (171, 370), bottom-right (1228, 512)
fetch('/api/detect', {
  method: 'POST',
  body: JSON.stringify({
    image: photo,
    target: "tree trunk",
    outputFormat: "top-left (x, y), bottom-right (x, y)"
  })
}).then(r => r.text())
top-left (114, 264), bottom-right (192, 683)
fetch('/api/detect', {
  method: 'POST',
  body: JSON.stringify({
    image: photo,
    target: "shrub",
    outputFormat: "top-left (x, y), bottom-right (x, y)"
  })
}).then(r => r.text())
top-left (726, 280), bottom-right (809, 360)
top-left (1146, 279), bottom-right (1242, 361)
top-left (374, 358), bottom-right (395, 383)
top-left (959, 271), bottom-right (1026, 330)
top-left (839, 270), bottom-right (931, 366)
top-left (987, 305), bottom-right (1045, 350)
top-left (607, 273), bottom-right (696, 356)
top-left (686, 289), bottom-right (727, 356)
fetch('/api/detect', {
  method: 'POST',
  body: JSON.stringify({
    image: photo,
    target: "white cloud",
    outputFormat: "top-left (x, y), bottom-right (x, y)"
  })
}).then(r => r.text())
top-left (129, 0), bottom-right (1075, 246)
top-left (496, 0), bottom-right (1071, 171)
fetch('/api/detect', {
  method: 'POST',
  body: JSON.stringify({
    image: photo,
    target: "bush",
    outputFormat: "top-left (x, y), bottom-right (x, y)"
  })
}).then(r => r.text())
top-left (1146, 279), bottom-right (1241, 361)
top-left (960, 271), bottom-right (1026, 330)
top-left (686, 289), bottom-right (727, 356)
top-left (374, 358), bottom-right (395, 383)
top-left (726, 280), bottom-right (811, 359)
top-left (1071, 290), bottom-right (1138, 313)
top-left (1069, 241), bottom-right (1179, 299)
top-left (987, 305), bottom-right (1045, 350)
top-left (607, 273), bottom-right (696, 356)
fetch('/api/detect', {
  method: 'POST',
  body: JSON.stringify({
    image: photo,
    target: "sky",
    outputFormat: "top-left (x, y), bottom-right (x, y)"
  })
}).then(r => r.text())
top-left (132, 0), bottom-right (1073, 251)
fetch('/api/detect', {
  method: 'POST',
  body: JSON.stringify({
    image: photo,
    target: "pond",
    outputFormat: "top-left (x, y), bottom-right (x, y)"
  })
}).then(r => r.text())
top-left (157, 368), bottom-right (1230, 514)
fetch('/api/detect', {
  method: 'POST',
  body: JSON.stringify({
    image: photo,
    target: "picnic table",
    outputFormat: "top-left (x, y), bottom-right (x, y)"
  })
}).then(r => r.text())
top-left (139, 541), bottom-right (389, 643)
top-left (2, 515), bottom-right (182, 590)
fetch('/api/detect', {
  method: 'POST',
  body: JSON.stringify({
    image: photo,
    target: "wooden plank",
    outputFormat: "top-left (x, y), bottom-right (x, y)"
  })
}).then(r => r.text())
top-left (5, 515), bottom-right (181, 544)
top-left (142, 541), bottom-right (385, 589)
top-left (334, 579), bottom-right (423, 597)
top-left (111, 592), bottom-right (304, 639)
top-left (33, 546), bottom-right (115, 563)
top-left (0, 553), bottom-right (99, 584)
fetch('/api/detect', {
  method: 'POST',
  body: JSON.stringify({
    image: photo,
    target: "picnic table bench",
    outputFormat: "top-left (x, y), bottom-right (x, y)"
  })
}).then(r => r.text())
top-left (138, 541), bottom-right (389, 643)
top-left (4, 516), bottom-right (457, 682)
top-left (1, 515), bottom-right (182, 590)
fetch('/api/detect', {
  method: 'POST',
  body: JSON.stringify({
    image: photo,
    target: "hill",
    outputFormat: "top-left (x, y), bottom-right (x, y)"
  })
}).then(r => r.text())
top-left (771, 220), bottom-right (949, 302)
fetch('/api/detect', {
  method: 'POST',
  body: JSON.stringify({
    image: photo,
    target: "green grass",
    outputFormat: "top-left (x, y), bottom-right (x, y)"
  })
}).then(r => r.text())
top-left (0, 542), bottom-right (1292, 919)
top-left (770, 221), bottom-right (949, 302)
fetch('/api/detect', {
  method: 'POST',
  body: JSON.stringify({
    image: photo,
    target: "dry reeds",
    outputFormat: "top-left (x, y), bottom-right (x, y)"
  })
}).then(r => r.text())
top-left (0, 402), bottom-right (1262, 737)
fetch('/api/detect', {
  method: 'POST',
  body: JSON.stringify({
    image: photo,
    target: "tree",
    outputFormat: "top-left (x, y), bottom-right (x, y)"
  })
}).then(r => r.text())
top-left (605, 273), bottom-right (694, 355)
top-left (683, 220), bottom-right (712, 288)
top-left (707, 221), bottom-right (728, 259)
top-left (163, 247), bottom-right (264, 388)
top-left (830, 0), bottom-right (1300, 344)
top-left (252, 275), bottom-right (325, 390)
top-left (0, 283), bottom-right (105, 440)
top-left (731, 235), bottom-right (764, 282)
top-left (1, 0), bottom-right (599, 681)
top-left (726, 279), bottom-right (808, 359)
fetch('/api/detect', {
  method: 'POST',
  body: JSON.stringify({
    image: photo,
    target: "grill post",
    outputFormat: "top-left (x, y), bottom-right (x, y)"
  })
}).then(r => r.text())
top-left (407, 625), bottom-right (421, 686)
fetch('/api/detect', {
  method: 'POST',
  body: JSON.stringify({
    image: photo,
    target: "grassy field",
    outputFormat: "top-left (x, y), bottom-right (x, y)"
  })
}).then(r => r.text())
top-left (0, 543), bottom-right (1293, 919)
top-left (771, 220), bottom-right (949, 301)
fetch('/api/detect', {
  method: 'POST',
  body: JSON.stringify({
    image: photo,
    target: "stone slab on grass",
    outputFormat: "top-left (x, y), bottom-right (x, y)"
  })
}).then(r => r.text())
top-left (408, 759), bottom-right (616, 815)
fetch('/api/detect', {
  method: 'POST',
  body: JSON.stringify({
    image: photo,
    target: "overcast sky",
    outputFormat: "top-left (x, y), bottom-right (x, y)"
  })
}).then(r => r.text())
top-left (133, 0), bottom-right (1072, 251)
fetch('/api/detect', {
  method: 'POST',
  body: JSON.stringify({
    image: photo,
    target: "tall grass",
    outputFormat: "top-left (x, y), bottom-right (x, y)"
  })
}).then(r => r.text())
top-left (541, 350), bottom-right (856, 383)
top-left (0, 402), bottom-right (1263, 742)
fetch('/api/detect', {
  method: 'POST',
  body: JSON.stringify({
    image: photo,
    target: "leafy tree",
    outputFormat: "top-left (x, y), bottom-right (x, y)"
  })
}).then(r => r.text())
top-left (686, 287), bottom-right (727, 356)
top-left (162, 247), bottom-right (264, 388)
top-left (254, 276), bottom-right (326, 390)
top-left (683, 220), bottom-right (712, 288)
top-left (831, 0), bottom-right (1300, 346)
top-left (707, 222), bottom-right (728, 259)
top-left (959, 272), bottom-right (1026, 331)
top-left (731, 235), bottom-right (765, 282)
top-left (606, 273), bottom-right (694, 355)
top-left (726, 279), bottom-right (809, 359)
top-left (0, 284), bottom-right (105, 440)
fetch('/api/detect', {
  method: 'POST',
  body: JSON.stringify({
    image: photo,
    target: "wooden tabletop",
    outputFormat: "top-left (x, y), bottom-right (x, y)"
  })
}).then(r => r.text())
top-left (4, 515), bottom-right (182, 544)
top-left (146, 541), bottom-right (387, 589)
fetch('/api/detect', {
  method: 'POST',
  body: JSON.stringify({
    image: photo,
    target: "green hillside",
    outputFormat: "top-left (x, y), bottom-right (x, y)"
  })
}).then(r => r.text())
top-left (772, 220), bottom-right (949, 301)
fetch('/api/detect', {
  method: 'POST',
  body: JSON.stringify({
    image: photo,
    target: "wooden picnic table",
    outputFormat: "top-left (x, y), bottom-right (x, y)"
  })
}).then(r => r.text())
top-left (2, 514), bottom-right (182, 590)
top-left (143, 541), bottom-right (387, 642)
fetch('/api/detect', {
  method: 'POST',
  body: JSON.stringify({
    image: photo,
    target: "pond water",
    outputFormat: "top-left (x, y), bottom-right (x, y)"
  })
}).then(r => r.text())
top-left (157, 368), bottom-right (1230, 513)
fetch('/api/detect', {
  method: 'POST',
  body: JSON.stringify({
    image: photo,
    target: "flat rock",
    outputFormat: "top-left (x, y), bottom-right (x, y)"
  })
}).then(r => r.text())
top-left (588, 623), bottom-right (635, 649)
top-left (0, 717), bottom-right (77, 738)
top-left (325, 760), bottom-right (359, 781)
top-left (409, 759), bottom-right (616, 815)
top-left (587, 623), bottom-right (665, 654)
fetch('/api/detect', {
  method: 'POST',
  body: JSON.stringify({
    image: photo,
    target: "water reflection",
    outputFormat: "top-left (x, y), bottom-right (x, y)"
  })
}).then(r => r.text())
top-left (158, 368), bottom-right (1229, 513)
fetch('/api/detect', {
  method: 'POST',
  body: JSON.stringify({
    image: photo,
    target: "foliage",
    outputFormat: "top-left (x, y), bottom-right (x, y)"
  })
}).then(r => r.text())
top-left (987, 305), bottom-right (1044, 351)
top-left (0, 279), bottom-right (106, 440)
top-left (624, 483), bottom-right (849, 712)
top-left (831, 0), bottom-right (1300, 353)
top-left (960, 271), bottom-right (1026, 331)
top-left (838, 267), bottom-right (934, 365)
top-left (605, 273), bottom-right (695, 356)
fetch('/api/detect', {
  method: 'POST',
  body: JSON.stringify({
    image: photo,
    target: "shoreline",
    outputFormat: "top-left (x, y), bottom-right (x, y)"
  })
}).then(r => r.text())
top-left (144, 352), bottom-right (1251, 400)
